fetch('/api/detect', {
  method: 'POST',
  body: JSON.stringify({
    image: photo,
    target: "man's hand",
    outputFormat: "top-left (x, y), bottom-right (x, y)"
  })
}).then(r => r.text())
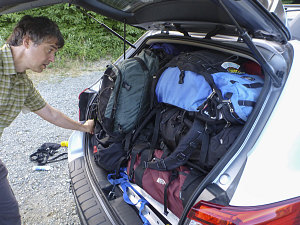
top-left (82, 119), bottom-right (95, 134)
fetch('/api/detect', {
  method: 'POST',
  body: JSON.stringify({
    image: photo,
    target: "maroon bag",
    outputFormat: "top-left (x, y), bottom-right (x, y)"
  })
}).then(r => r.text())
top-left (127, 147), bottom-right (205, 217)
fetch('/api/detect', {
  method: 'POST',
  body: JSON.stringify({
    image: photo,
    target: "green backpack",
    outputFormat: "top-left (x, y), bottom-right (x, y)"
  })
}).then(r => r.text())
top-left (97, 49), bottom-right (160, 135)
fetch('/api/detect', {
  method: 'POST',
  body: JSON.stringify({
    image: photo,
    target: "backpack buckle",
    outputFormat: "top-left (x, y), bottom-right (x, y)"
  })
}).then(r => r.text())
top-left (176, 152), bottom-right (186, 161)
top-left (207, 89), bottom-right (216, 99)
top-left (145, 158), bottom-right (167, 170)
top-left (108, 185), bottom-right (116, 200)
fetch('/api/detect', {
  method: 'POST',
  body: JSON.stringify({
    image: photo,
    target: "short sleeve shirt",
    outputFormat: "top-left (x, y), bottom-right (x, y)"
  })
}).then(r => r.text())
top-left (0, 44), bottom-right (46, 137)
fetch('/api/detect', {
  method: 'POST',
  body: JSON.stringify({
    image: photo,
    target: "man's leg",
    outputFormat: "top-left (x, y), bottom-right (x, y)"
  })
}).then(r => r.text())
top-left (0, 159), bottom-right (21, 225)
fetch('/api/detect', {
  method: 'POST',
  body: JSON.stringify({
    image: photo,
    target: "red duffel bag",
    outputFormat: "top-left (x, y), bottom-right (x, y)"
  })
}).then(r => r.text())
top-left (127, 144), bottom-right (205, 218)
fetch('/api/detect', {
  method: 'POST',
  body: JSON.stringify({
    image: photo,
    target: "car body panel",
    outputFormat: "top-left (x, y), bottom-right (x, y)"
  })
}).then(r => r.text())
top-left (285, 4), bottom-right (300, 40)
top-left (285, 4), bottom-right (300, 23)
top-left (68, 130), bottom-right (85, 162)
top-left (229, 40), bottom-right (300, 206)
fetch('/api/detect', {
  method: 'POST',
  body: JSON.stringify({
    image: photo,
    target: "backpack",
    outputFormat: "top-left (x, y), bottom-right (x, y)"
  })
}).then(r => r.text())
top-left (159, 106), bottom-right (194, 150)
top-left (135, 104), bottom-right (241, 172)
top-left (97, 48), bottom-right (160, 136)
top-left (91, 121), bottom-right (126, 172)
top-left (189, 123), bottom-right (243, 171)
top-left (127, 103), bottom-right (240, 174)
top-left (210, 72), bottom-right (264, 122)
top-left (93, 134), bottom-right (127, 172)
top-left (127, 147), bottom-right (205, 218)
top-left (155, 50), bottom-right (264, 124)
top-left (94, 45), bottom-right (177, 172)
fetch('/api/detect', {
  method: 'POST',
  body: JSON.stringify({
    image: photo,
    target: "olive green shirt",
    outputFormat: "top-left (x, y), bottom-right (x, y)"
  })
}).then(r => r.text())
top-left (0, 44), bottom-right (46, 137)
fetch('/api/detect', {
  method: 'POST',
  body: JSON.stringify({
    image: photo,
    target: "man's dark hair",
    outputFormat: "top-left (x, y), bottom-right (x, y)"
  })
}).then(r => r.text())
top-left (7, 15), bottom-right (64, 48)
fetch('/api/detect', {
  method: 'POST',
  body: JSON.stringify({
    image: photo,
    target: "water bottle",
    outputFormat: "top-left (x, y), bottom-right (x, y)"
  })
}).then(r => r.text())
top-left (32, 166), bottom-right (52, 171)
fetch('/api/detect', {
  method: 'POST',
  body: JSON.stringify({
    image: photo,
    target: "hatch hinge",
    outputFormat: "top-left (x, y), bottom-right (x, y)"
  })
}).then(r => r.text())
top-left (174, 24), bottom-right (190, 37)
top-left (205, 25), bottom-right (225, 39)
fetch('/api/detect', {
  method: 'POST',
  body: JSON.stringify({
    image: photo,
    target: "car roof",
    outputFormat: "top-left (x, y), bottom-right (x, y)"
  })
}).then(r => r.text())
top-left (0, 0), bottom-right (290, 43)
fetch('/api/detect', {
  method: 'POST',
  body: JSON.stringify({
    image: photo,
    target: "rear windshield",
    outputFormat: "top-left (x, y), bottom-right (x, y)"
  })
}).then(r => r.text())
top-left (98, 0), bottom-right (164, 12)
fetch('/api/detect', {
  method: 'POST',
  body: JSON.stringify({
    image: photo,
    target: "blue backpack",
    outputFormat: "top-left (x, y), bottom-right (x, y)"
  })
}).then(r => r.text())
top-left (155, 50), bottom-right (264, 124)
top-left (211, 72), bottom-right (264, 122)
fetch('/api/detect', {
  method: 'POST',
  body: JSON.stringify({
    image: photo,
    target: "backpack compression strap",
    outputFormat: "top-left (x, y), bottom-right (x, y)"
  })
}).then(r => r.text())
top-left (144, 119), bottom-right (205, 171)
top-left (163, 170), bottom-right (178, 215)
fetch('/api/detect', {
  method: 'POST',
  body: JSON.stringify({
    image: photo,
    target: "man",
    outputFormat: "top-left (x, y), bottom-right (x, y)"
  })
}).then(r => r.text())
top-left (0, 15), bottom-right (94, 224)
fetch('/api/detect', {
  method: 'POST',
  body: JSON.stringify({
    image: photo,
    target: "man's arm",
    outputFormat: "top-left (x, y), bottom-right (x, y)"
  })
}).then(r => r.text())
top-left (34, 103), bottom-right (94, 133)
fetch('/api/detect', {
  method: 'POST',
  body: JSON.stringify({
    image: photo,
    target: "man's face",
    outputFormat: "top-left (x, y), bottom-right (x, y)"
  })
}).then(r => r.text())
top-left (25, 37), bottom-right (58, 73)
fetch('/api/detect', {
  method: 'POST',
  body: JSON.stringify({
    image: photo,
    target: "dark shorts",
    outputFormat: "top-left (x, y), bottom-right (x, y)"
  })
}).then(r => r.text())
top-left (0, 159), bottom-right (21, 225)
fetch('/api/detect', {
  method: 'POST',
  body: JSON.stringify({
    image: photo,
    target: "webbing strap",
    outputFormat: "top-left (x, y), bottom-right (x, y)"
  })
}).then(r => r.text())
top-left (107, 169), bottom-right (150, 225)
top-left (230, 80), bottom-right (263, 89)
top-left (243, 82), bottom-right (263, 88)
top-left (151, 108), bottom-right (162, 149)
top-left (110, 65), bottom-right (122, 121)
top-left (163, 170), bottom-right (178, 215)
top-left (29, 143), bottom-right (67, 165)
top-left (238, 100), bottom-right (256, 107)
top-left (199, 129), bottom-right (210, 167)
top-left (133, 57), bottom-right (149, 72)
top-left (135, 149), bottom-right (153, 188)
top-left (128, 144), bottom-right (148, 181)
top-left (179, 69), bottom-right (185, 84)
top-left (132, 107), bottom-right (159, 143)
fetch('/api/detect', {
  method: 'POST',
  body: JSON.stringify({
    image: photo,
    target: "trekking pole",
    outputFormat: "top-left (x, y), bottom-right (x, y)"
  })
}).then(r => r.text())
top-left (76, 6), bottom-right (136, 49)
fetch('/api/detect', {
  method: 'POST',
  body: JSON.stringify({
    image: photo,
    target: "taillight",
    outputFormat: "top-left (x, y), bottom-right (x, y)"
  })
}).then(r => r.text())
top-left (187, 197), bottom-right (300, 225)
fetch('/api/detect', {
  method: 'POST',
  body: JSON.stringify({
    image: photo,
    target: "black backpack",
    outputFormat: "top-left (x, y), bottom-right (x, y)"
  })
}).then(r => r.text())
top-left (129, 104), bottom-right (242, 172)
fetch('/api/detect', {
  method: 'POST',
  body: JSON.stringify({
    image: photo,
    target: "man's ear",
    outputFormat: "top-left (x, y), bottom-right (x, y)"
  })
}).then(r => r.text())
top-left (23, 36), bottom-right (31, 49)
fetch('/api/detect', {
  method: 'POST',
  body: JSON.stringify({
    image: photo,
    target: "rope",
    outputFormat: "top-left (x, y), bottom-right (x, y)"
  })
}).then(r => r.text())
top-left (30, 143), bottom-right (68, 165)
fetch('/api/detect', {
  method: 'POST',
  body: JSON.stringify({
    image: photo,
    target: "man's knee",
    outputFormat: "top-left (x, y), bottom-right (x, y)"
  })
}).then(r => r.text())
top-left (0, 160), bottom-right (21, 225)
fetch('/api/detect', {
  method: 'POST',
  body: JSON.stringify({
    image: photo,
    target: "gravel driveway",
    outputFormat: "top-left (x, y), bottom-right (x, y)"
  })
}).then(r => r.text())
top-left (0, 64), bottom-right (107, 225)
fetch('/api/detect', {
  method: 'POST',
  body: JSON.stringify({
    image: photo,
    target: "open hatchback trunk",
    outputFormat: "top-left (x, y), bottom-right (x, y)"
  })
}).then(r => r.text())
top-left (69, 29), bottom-right (295, 224)
top-left (65, 1), bottom-right (300, 225)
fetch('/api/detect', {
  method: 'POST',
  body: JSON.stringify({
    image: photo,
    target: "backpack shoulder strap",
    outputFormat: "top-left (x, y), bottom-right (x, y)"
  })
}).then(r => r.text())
top-left (132, 56), bottom-right (149, 71)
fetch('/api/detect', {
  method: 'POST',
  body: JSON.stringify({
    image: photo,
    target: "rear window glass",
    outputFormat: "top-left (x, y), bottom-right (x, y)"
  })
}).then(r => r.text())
top-left (98, 0), bottom-right (164, 12)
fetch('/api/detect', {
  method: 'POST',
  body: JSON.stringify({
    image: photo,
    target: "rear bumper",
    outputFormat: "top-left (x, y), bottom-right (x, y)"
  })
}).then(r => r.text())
top-left (68, 131), bottom-right (144, 225)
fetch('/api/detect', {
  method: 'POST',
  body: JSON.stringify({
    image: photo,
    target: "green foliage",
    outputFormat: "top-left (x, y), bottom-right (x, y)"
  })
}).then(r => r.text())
top-left (0, 4), bottom-right (145, 63)
top-left (282, 0), bottom-right (300, 3)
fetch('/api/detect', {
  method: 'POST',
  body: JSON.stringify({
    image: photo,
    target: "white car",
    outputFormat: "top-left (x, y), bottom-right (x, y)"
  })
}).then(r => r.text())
top-left (2, 0), bottom-right (300, 224)
top-left (285, 4), bottom-right (300, 39)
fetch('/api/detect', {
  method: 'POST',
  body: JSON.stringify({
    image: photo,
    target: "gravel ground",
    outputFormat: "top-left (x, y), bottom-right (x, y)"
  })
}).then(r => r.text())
top-left (0, 63), bottom-right (108, 225)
